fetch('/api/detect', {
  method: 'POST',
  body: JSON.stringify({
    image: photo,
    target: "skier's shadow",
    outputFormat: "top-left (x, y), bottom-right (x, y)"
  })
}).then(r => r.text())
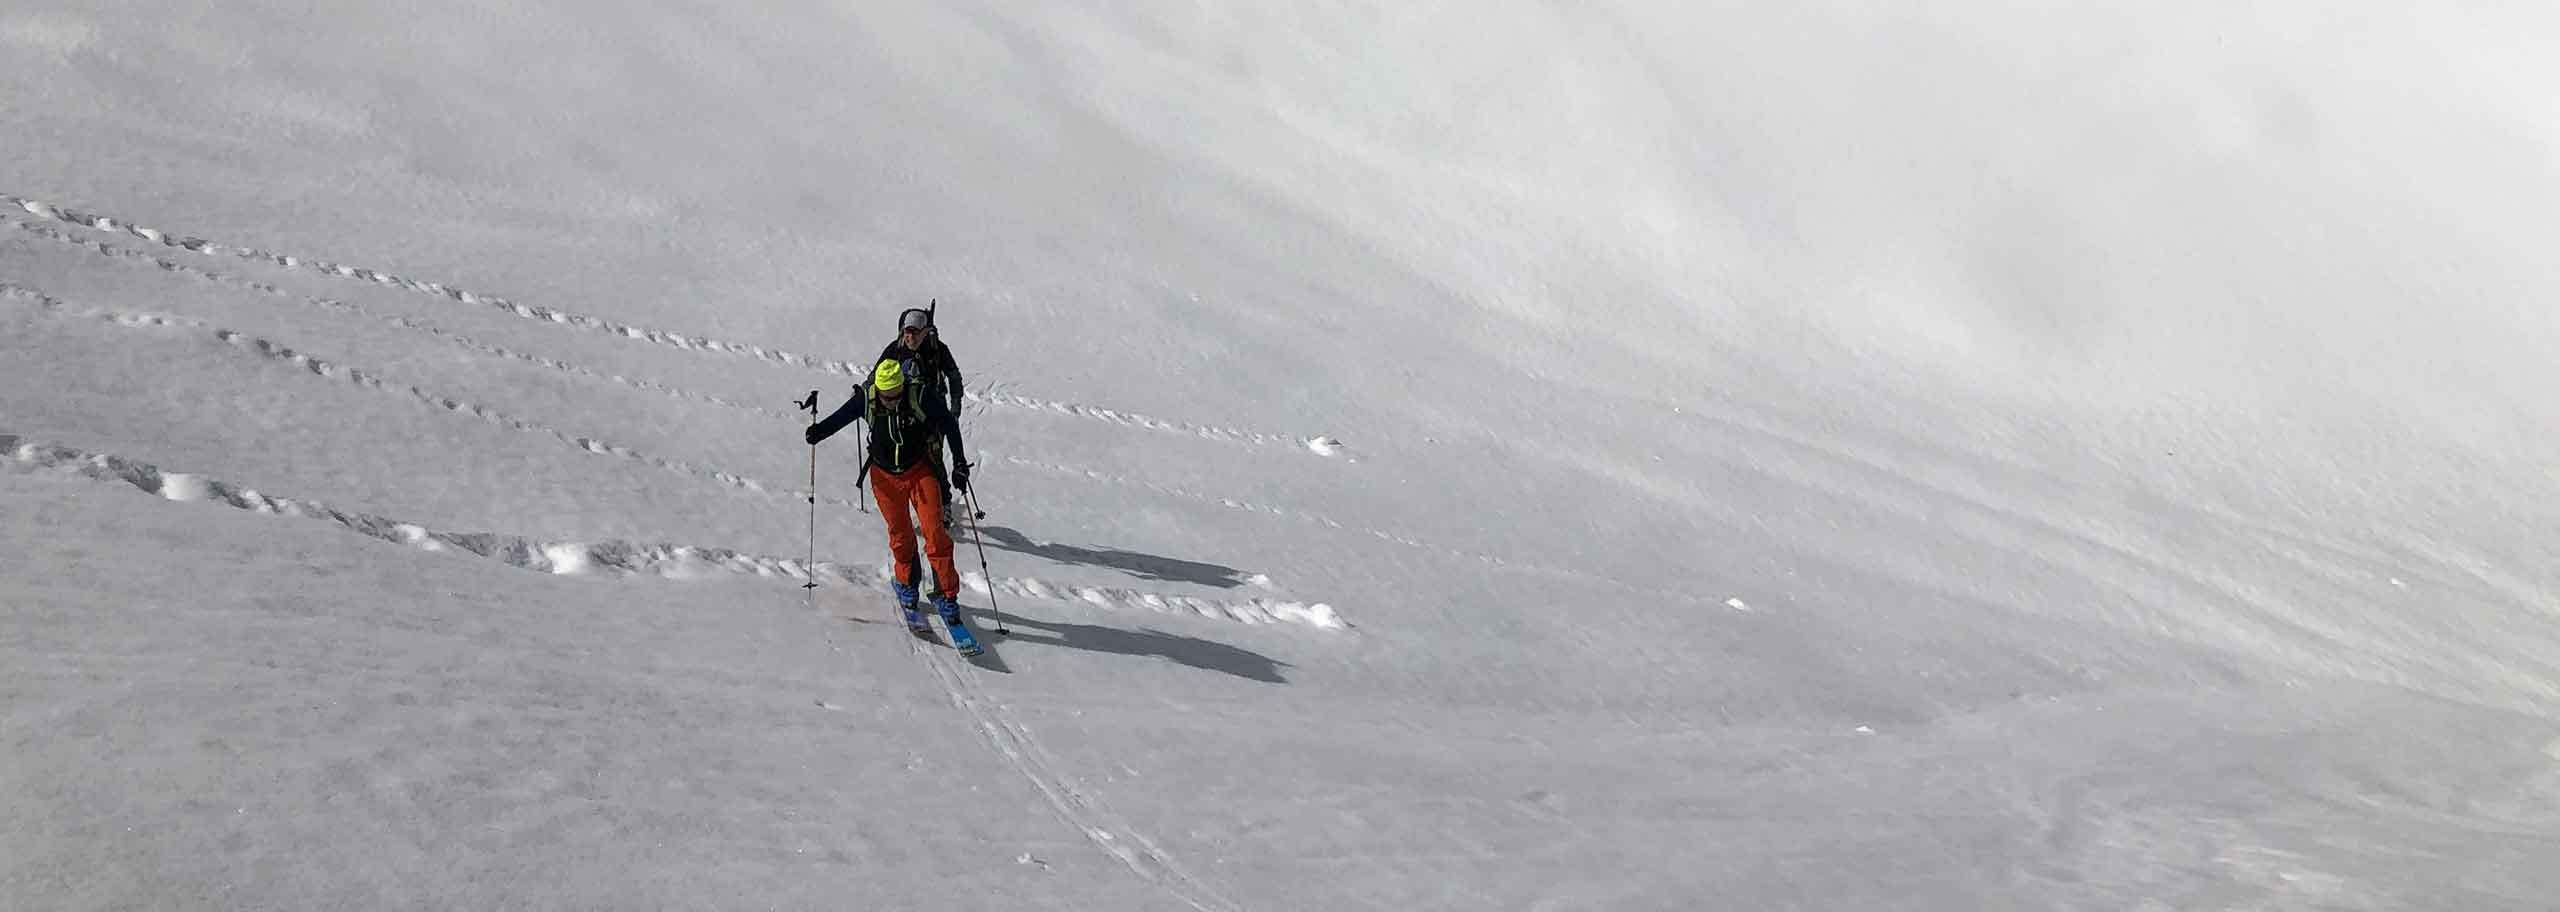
top-left (973, 525), bottom-right (1249, 589)
top-left (975, 612), bottom-right (1290, 684)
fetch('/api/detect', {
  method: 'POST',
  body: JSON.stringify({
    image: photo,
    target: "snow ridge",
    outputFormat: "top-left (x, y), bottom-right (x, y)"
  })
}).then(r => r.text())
top-left (971, 572), bottom-right (1342, 630)
top-left (5, 194), bottom-right (1320, 453)
top-left (0, 431), bottom-right (1344, 630)
top-left (0, 430), bottom-right (841, 582)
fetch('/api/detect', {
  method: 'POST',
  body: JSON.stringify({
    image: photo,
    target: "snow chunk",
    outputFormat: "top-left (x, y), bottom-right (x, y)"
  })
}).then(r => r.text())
top-left (1271, 602), bottom-right (1344, 630)
top-left (1305, 435), bottom-right (1345, 457)
top-left (543, 542), bottom-right (594, 575)
top-left (655, 547), bottom-right (723, 581)
top-left (156, 472), bottom-right (208, 502)
top-left (1726, 597), bottom-right (1750, 611)
top-left (396, 524), bottom-right (441, 551)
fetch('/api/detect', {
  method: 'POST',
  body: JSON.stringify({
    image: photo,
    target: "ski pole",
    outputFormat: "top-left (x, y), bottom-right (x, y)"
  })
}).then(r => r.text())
top-left (963, 450), bottom-right (986, 520)
top-left (959, 476), bottom-right (1007, 636)
top-left (796, 390), bottom-right (820, 589)
top-left (954, 400), bottom-right (985, 521)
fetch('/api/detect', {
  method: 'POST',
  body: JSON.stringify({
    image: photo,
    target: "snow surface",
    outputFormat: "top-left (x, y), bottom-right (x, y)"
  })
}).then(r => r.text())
top-left (6, 3), bottom-right (2560, 909)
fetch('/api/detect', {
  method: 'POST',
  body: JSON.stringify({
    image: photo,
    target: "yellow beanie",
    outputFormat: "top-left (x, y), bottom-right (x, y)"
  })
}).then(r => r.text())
top-left (872, 358), bottom-right (907, 394)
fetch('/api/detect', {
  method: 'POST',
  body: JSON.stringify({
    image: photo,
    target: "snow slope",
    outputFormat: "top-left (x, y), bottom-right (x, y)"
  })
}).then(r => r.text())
top-left (7, 2), bottom-right (2560, 909)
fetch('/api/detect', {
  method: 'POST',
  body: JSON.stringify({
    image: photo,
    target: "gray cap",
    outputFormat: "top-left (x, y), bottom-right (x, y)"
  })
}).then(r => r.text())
top-left (899, 309), bottom-right (931, 331)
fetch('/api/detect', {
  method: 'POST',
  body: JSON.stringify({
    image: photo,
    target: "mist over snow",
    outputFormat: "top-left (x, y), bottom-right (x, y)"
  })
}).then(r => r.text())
top-left (7, 3), bottom-right (2560, 909)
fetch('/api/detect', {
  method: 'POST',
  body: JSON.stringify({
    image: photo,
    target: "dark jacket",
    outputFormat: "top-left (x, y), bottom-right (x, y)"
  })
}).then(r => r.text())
top-left (809, 386), bottom-right (967, 476)
top-left (876, 335), bottom-right (964, 417)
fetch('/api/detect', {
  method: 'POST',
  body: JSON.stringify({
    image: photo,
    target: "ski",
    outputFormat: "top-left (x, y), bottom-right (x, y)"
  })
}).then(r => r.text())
top-left (933, 595), bottom-right (984, 656)
top-left (945, 621), bottom-right (983, 657)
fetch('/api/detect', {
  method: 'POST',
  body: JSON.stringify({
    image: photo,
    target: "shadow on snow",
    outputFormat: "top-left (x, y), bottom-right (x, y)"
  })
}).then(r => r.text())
top-left (971, 524), bottom-right (1251, 589)
top-left (965, 610), bottom-right (1290, 684)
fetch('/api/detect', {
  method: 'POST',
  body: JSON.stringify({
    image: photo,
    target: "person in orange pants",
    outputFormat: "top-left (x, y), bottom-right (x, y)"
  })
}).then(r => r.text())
top-left (805, 358), bottom-right (979, 651)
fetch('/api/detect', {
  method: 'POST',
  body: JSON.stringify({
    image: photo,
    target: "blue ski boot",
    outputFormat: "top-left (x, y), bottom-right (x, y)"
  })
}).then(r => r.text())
top-left (892, 580), bottom-right (929, 634)
top-left (931, 593), bottom-right (982, 656)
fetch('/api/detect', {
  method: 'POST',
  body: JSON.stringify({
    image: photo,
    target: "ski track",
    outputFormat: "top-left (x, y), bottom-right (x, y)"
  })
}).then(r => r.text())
top-left (3, 194), bottom-right (1318, 453)
top-left (909, 634), bottom-right (1241, 912)
top-left (0, 281), bottom-right (790, 499)
top-left (0, 431), bottom-right (1344, 630)
top-left (6, 216), bottom-right (799, 421)
top-left (7, 220), bottom-right (1668, 606)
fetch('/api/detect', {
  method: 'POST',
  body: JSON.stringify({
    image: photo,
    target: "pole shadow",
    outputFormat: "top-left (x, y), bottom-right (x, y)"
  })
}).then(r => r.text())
top-left (973, 525), bottom-right (1249, 589)
top-left (975, 610), bottom-right (1290, 684)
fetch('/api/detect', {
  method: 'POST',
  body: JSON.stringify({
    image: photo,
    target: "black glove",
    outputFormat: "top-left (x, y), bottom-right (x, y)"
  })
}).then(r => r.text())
top-left (804, 426), bottom-right (823, 446)
top-left (951, 462), bottom-right (972, 493)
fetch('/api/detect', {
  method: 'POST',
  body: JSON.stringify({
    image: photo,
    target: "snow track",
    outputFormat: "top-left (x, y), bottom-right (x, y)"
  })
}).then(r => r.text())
top-left (0, 430), bottom-right (1341, 630)
top-left (0, 281), bottom-right (787, 497)
top-left (909, 636), bottom-right (1242, 912)
top-left (0, 430), bottom-right (840, 583)
top-left (5, 194), bottom-right (1319, 453)
top-left (6, 215), bottom-right (798, 421)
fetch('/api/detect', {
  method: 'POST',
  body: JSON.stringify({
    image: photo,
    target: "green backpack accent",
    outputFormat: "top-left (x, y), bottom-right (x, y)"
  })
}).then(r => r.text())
top-left (862, 386), bottom-right (932, 468)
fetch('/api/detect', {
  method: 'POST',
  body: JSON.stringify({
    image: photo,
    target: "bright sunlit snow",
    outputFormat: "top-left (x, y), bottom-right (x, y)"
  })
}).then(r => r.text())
top-left (7, 3), bottom-right (2560, 910)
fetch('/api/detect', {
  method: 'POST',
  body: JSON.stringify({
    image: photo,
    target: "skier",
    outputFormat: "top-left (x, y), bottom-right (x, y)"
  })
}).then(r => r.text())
top-left (877, 306), bottom-right (965, 521)
top-left (806, 357), bottom-right (981, 654)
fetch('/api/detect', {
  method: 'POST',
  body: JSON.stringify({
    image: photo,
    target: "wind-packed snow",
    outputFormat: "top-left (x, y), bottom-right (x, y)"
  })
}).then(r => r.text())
top-left (7, 3), bottom-right (2560, 909)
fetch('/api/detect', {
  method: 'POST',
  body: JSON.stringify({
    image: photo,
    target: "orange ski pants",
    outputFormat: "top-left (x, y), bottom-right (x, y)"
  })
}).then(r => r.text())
top-left (871, 463), bottom-right (959, 598)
